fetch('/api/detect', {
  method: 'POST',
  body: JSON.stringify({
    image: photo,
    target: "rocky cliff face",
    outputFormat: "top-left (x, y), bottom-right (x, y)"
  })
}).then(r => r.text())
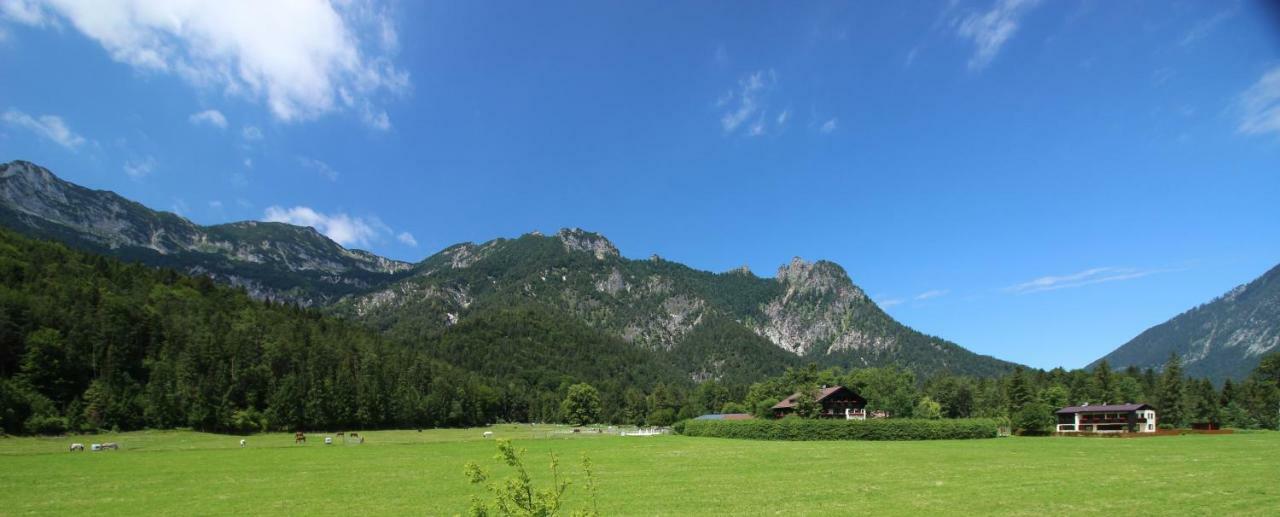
top-left (1093, 263), bottom-right (1280, 382)
top-left (754, 258), bottom-right (893, 355)
top-left (0, 160), bottom-right (411, 304)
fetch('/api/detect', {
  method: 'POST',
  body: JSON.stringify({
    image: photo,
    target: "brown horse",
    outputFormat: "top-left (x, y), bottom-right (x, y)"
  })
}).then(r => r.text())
top-left (294, 431), bottom-right (306, 444)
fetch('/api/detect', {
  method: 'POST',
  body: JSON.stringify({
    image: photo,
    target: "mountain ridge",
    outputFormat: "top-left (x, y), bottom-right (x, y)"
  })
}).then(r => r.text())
top-left (0, 159), bottom-right (1019, 378)
top-left (1092, 262), bottom-right (1280, 382)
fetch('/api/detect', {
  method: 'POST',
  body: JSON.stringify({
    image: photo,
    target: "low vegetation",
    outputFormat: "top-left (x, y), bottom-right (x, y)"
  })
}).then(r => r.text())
top-left (678, 417), bottom-right (1001, 441)
top-left (1, 428), bottom-right (1277, 515)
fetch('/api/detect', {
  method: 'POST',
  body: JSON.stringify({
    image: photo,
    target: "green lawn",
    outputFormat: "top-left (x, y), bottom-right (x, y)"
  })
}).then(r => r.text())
top-left (1, 427), bottom-right (1277, 515)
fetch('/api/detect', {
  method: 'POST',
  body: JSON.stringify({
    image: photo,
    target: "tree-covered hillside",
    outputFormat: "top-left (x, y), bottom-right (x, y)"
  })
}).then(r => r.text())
top-left (1093, 263), bottom-right (1280, 382)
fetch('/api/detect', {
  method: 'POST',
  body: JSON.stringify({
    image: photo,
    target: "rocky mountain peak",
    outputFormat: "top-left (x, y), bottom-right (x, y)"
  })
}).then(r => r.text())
top-left (775, 257), bottom-right (861, 298)
top-left (556, 227), bottom-right (619, 260)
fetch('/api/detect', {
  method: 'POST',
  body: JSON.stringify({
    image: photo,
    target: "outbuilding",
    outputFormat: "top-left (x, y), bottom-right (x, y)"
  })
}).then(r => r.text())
top-left (1055, 403), bottom-right (1156, 433)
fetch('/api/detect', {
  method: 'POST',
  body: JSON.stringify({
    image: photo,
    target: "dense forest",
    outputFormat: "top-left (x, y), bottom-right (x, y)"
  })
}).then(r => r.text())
top-left (2, 227), bottom-right (1277, 435)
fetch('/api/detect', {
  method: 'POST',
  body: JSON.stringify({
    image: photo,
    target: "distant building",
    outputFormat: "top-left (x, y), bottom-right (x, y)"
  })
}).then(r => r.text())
top-left (692, 413), bottom-right (754, 421)
top-left (1055, 403), bottom-right (1157, 433)
top-left (771, 385), bottom-right (868, 419)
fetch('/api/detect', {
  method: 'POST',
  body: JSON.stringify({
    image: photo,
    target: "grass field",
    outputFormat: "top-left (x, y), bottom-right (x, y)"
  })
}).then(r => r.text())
top-left (2, 426), bottom-right (1277, 515)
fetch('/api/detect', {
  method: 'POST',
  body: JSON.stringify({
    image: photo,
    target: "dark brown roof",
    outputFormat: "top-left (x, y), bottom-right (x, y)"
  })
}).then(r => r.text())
top-left (1055, 403), bottom-right (1152, 414)
top-left (772, 386), bottom-right (849, 410)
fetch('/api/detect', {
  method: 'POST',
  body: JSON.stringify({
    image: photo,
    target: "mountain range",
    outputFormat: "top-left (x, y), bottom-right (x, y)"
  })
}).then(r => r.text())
top-left (0, 160), bottom-right (1018, 380)
top-left (1093, 262), bottom-right (1280, 383)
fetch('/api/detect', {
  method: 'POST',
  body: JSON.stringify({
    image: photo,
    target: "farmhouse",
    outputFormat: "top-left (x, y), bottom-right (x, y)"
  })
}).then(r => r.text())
top-left (1055, 403), bottom-right (1157, 433)
top-left (772, 385), bottom-right (868, 419)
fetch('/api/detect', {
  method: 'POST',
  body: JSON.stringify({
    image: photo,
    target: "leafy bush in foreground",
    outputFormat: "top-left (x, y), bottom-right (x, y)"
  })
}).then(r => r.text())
top-left (679, 417), bottom-right (1000, 441)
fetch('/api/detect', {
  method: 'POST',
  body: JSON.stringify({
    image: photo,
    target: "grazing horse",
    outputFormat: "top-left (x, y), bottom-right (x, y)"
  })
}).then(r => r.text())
top-left (69, 443), bottom-right (84, 452)
top-left (100, 442), bottom-right (118, 450)
top-left (294, 431), bottom-right (306, 444)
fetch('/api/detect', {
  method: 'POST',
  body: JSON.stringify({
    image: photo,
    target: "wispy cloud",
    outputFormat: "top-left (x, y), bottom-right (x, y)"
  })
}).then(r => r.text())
top-left (298, 156), bottom-right (339, 182)
top-left (263, 205), bottom-right (392, 248)
top-left (819, 118), bottom-right (838, 134)
top-left (123, 156), bottom-right (156, 180)
top-left (1237, 66), bottom-right (1280, 138)
top-left (6, 0), bottom-right (408, 128)
top-left (877, 298), bottom-right (905, 308)
top-left (1006, 266), bottom-right (1172, 294)
top-left (2, 108), bottom-right (87, 150)
top-left (1180, 4), bottom-right (1239, 47)
top-left (188, 109), bottom-right (227, 129)
top-left (396, 231), bottom-right (418, 247)
top-left (915, 289), bottom-right (950, 300)
top-left (955, 0), bottom-right (1041, 71)
top-left (719, 69), bottom-right (776, 136)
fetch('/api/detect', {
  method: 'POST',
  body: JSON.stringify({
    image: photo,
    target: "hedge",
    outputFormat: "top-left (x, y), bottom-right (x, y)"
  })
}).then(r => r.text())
top-left (677, 417), bottom-right (1000, 441)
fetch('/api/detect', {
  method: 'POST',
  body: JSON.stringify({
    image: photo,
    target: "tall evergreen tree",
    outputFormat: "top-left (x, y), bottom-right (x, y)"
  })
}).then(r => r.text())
top-left (1157, 354), bottom-right (1187, 428)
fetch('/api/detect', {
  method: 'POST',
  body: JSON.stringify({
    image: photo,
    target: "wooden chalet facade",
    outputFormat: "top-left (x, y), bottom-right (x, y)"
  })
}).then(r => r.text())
top-left (1055, 403), bottom-right (1157, 433)
top-left (771, 385), bottom-right (868, 419)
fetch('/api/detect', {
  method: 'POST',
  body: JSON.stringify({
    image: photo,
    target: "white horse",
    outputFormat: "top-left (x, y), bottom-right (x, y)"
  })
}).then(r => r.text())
top-left (239, 439), bottom-right (246, 447)
top-left (482, 431), bottom-right (493, 438)
top-left (69, 443), bottom-right (84, 452)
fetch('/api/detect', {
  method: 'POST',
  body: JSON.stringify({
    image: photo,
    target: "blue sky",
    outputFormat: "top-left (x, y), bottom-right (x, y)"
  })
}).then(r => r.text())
top-left (1, 1), bottom-right (1278, 370)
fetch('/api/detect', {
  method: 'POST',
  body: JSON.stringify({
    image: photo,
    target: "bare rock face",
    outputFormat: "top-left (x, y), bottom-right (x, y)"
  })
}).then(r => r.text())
top-left (557, 228), bottom-right (619, 260)
top-left (754, 257), bottom-right (893, 356)
top-left (595, 268), bottom-right (627, 295)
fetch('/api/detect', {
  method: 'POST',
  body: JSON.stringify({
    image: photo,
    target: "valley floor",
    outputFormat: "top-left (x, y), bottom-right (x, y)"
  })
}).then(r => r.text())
top-left (1, 426), bottom-right (1277, 515)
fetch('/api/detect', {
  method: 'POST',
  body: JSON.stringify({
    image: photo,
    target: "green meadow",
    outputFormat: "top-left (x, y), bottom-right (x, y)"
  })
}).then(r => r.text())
top-left (1, 427), bottom-right (1277, 515)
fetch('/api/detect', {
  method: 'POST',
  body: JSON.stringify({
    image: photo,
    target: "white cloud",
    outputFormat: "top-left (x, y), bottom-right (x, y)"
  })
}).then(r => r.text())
top-left (243, 158), bottom-right (253, 168)
top-left (298, 156), bottom-right (339, 181)
top-left (1, 0), bottom-right (51, 25)
top-left (878, 298), bottom-right (905, 308)
top-left (122, 156), bottom-right (156, 180)
top-left (263, 205), bottom-right (389, 248)
top-left (241, 125), bottom-right (263, 141)
top-left (1238, 66), bottom-right (1280, 138)
top-left (1006, 267), bottom-right (1172, 294)
top-left (396, 231), bottom-right (417, 247)
top-left (188, 109), bottom-right (227, 129)
top-left (719, 69), bottom-right (776, 135)
top-left (819, 118), bottom-right (838, 134)
top-left (915, 289), bottom-right (950, 300)
top-left (2, 109), bottom-right (87, 149)
top-left (955, 0), bottom-right (1041, 70)
top-left (208, 200), bottom-right (223, 209)
top-left (9, 0), bottom-right (408, 127)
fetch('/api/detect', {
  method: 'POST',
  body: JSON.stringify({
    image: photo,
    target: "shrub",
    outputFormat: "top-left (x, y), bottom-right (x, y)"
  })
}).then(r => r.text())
top-left (680, 417), bottom-right (1000, 441)
top-left (462, 439), bottom-right (600, 516)
top-left (25, 414), bottom-right (69, 435)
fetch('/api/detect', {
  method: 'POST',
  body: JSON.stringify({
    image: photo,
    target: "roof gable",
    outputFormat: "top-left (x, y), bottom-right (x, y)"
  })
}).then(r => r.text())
top-left (1055, 403), bottom-right (1153, 414)
top-left (771, 386), bottom-right (861, 410)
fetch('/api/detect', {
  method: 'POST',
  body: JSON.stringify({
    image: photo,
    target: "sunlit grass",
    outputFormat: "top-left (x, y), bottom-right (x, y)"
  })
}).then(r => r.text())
top-left (1, 428), bottom-right (1276, 515)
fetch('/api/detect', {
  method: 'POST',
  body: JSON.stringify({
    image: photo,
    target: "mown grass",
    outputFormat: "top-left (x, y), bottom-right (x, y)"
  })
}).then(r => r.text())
top-left (1, 427), bottom-right (1277, 515)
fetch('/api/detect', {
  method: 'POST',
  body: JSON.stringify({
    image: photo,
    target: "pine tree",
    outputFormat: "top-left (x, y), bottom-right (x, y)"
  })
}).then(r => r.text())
top-left (1157, 354), bottom-right (1187, 428)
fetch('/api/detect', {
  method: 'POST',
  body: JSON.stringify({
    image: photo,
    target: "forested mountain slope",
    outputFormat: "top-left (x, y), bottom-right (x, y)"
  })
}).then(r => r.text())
top-left (0, 160), bottom-right (411, 305)
top-left (1093, 263), bottom-right (1280, 382)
